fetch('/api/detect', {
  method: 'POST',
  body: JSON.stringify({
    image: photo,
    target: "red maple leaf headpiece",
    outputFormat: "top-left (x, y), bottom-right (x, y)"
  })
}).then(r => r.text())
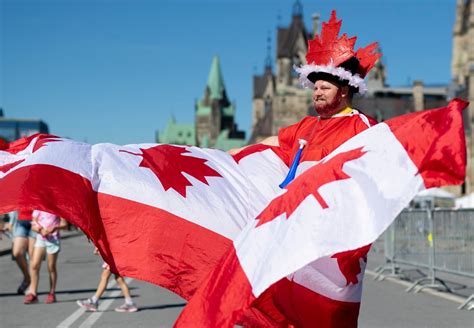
top-left (294, 10), bottom-right (381, 94)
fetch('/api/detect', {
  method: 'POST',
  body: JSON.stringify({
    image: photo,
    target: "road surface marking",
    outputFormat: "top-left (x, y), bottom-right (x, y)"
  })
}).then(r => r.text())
top-left (57, 277), bottom-right (132, 327)
top-left (79, 278), bottom-right (132, 328)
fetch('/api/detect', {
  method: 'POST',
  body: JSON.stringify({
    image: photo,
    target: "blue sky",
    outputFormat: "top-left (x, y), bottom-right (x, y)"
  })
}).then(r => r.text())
top-left (1, 0), bottom-right (456, 145)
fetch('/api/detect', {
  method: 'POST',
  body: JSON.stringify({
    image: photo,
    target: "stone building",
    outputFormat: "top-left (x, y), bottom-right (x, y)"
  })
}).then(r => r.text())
top-left (250, 1), bottom-right (314, 142)
top-left (157, 56), bottom-right (246, 151)
top-left (195, 56), bottom-right (246, 149)
top-left (156, 115), bottom-right (195, 145)
top-left (353, 61), bottom-right (448, 122)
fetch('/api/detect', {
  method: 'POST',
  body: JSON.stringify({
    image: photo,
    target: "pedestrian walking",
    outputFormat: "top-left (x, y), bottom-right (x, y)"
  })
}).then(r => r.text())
top-left (6, 209), bottom-right (36, 295)
top-left (24, 210), bottom-right (67, 304)
top-left (77, 247), bottom-right (138, 313)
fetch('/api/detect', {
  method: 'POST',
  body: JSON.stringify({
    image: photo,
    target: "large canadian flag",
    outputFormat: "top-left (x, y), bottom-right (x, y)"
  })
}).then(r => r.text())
top-left (174, 99), bottom-right (468, 327)
top-left (0, 134), bottom-right (288, 300)
top-left (0, 99), bottom-right (468, 327)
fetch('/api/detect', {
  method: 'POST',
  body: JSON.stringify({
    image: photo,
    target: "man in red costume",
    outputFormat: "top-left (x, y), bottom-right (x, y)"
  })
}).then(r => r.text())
top-left (231, 10), bottom-right (381, 328)
top-left (253, 13), bottom-right (379, 161)
top-left (276, 74), bottom-right (377, 166)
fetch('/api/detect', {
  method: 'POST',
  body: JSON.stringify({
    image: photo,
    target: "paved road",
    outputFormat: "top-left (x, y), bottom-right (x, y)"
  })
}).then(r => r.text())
top-left (0, 233), bottom-right (184, 328)
top-left (0, 233), bottom-right (472, 327)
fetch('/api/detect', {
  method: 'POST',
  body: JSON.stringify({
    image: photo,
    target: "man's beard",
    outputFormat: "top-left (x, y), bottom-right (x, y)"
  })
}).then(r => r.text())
top-left (314, 90), bottom-right (343, 118)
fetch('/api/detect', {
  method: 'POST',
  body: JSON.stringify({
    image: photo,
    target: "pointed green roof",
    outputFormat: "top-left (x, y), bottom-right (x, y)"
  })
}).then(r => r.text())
top-left (207, 56), bottom-right (225, 100)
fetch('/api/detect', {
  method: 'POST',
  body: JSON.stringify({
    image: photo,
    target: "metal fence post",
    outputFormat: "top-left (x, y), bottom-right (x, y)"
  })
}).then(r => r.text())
top-left (374, 215), bottom-right (404, 281)
top-left (407, 208), bottom-right (452, 293)
top-left (429, 208), bottom-right (435, 287)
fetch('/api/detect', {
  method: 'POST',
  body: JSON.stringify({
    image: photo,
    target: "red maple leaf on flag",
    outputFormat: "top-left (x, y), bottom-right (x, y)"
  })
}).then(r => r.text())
top-left (120, 145), bottom-right (222, 197)
top-left (0, 160), bottom-right (26, 173)
top-left (5, 134), bottom-right (61, 155)
top-left (331, 244), bottom-right (371, 285)
top-left (0, 134), bottom-right (62, 173)
top-left (31, 136), bottom-right (62, 153)
top-left (256, 147), bottom-right (366, 227)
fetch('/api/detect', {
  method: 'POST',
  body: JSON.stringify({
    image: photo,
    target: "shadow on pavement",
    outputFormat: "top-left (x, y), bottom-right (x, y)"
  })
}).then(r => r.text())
top-left (137, 302), bottom-right (186, 311)
top-left (0, 292), bottom-right (20, 297)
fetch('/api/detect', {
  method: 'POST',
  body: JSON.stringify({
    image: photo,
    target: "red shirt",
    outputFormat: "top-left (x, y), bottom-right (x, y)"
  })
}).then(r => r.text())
top-left (18, 209), bottom-right (33, 221)
top-left (278, 111), bottom-right (377, 164)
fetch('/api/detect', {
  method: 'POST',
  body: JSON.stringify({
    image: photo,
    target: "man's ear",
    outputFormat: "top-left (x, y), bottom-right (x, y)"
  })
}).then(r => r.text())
top-left (341, 85), bottom-right (350, 98)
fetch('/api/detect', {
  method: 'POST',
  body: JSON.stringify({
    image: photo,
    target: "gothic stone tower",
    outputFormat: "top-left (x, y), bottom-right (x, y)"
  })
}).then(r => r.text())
top-left (195, 56), bottom-right (245, 148)
top-left (251, 1), bottom-right (317, 142)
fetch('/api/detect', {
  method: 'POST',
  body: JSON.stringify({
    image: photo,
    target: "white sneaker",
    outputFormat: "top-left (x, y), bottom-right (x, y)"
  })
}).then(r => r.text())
top-left (114, 302), bottom-right (138, 313)
top-left (76, 298), bottom-right (98, 312)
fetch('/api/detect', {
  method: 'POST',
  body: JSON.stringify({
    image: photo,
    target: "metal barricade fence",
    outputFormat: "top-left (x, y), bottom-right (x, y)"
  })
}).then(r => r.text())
top-left (374, 208), bottom-right (474, 310)
top-left (394, 209), bottom-right (431, 269)
top-left (432, 209), bottom-right (474, 278)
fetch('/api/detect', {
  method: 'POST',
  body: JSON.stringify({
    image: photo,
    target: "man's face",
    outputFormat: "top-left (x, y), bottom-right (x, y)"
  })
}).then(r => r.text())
top-left (312, 80), bottom-right (343, 118)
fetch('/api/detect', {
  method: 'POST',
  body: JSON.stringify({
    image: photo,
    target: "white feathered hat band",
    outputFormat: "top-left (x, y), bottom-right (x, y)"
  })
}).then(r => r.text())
top-left (295, 10), bottom-right (381, 95)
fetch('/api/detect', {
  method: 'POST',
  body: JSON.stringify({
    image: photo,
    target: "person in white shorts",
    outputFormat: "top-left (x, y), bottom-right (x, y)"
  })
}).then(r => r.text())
top-left (23, 210), bottom-right (67, 304)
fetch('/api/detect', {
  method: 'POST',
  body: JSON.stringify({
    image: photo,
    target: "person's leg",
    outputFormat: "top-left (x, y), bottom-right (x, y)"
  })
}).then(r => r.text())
top-left (12, 237), bottom-right (30, 289)
top-left (27, 236), bottom-right (35, 259)
top-left (94, 268), bottom-right (111, 299)
top-left (114, 274), bottom-right (137, 312)
top-left (44, 243), bottom-right (59, 304)
top-left (28, 245), bottom-right (45, 296)
top-left (24, 243), bottom-right (45, 304)
top-left (12, 220), bottom-right (35, 294)
top-left (115, 275), bottom-right (132, 299)
top-left (46, 252), bottom-right (58, 294)
top-left (77, 266), bottom-right (112, 311)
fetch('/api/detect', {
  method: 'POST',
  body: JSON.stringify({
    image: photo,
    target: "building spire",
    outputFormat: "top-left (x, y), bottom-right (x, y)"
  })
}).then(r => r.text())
top-left (206, 56), bottom-right (225, 100)
top-left (265, 30), bottom-right (272, 70)
top-left (292, 0), bottom-right (303, 17)
top-left (277, 10), bottom-right (282, 28)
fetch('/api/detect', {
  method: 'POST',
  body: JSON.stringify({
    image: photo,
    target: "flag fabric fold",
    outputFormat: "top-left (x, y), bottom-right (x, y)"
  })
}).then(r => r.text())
top-left (174, 99), bottom-right (468, 327)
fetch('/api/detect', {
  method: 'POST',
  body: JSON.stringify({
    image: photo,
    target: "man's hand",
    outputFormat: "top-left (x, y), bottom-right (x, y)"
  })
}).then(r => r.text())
top-left (228, 147), bottom-right (245, 155)
top-left (260, 136), bottom-right (279, 147)
top-left (228, 136), bottom-right (279, 155)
